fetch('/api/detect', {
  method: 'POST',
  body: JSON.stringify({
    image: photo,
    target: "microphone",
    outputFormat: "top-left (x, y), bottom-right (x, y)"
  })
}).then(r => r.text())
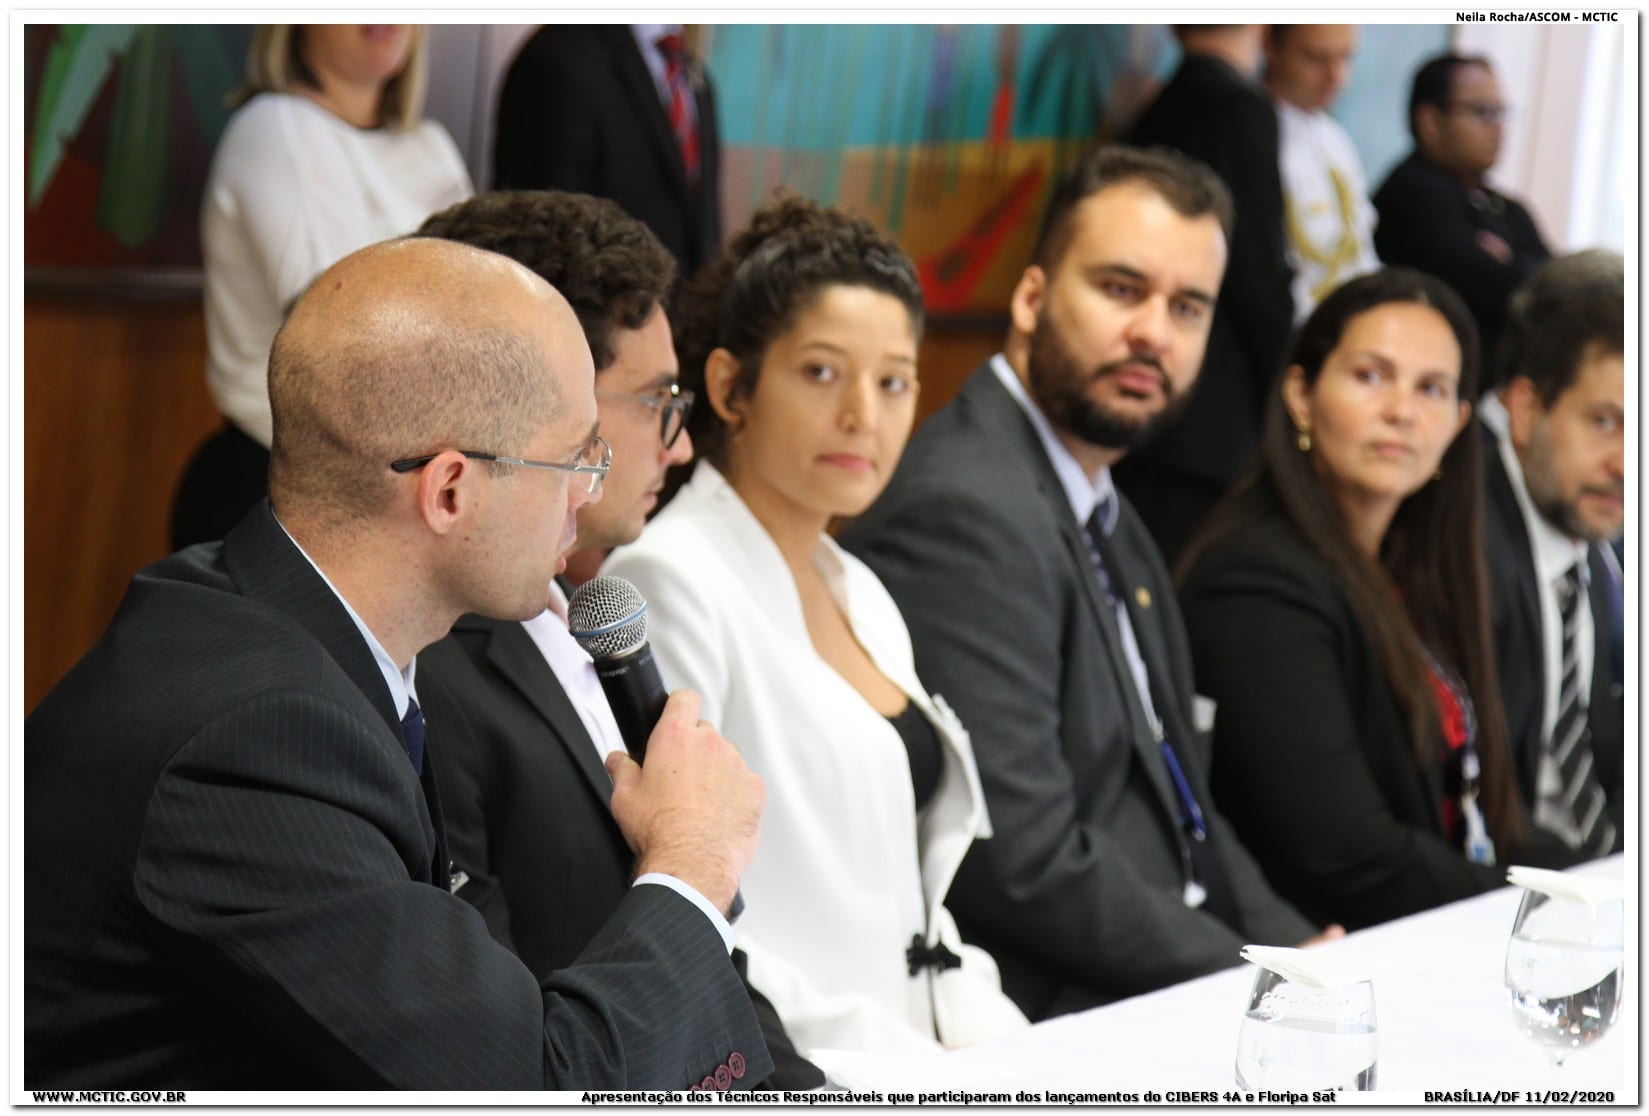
top-left (567, 574), bottom-right (744, 921)
top-left (567, 576), bottom-right (668, 764)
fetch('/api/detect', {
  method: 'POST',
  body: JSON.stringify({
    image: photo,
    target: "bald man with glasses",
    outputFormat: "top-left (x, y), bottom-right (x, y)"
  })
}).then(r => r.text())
top-left (1374, 53), bottom-right (1550, 383)
top-left (411, 191), bottom-right (825, 1089)
top-left (26, 237), bottom-right (770, 1089)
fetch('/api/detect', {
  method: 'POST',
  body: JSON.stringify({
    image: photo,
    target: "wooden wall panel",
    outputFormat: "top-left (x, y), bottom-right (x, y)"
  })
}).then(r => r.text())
top-left (25, 296), bottom-right (220, 713)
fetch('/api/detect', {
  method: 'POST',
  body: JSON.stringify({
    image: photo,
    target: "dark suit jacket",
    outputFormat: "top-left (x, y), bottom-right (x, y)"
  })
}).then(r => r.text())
top-left (25, 502), bottom-right (769, 1090)
top-left (493, 25), bottom-right (722, 277)
top-left (1373, 153), bottom-right (1549, 385)
top-left (1124, 53), bottom-right (1296, 492)
top-left (840, 366), bottom-right (1313, 1020)
top-left (1481, 425), bottom-right (1624, 834)
top-left (1177, 487), bottom-right (1506, 930)
top-left (416, 613), bottom-right (823, 1088)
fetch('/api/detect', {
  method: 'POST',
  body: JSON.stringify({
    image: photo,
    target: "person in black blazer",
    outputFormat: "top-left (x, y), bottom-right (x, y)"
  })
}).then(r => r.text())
top-left (841, 147), bottom-right (1321, 1022)
top-left (25, 238), bottom-right (770, 1090)
top-left (494, 25), bottom-right (722, 278)
top-left (1479, 250), bottom-right (1624, 856)
top-left (1119, 24), bottom-right (1296, 564)
top-left (1372, 55), bottom-right (1549, 383)
top-left (1179, 268), bottom-right (1538, 932)
top-left (412, 191), bottom-right (822, 1088)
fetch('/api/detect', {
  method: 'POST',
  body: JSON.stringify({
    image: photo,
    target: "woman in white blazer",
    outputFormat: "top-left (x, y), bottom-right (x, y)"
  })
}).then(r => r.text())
top-left (602, 198), bottom-right (1027, 1068)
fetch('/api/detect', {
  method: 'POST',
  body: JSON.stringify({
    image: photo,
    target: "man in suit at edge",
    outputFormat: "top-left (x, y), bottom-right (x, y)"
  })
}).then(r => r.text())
top-left (494, 25), bottom-right (722, 279)
top-left (25, 238), bottom-right (771, 1090)
top-left (1118, 25), bottom-right (1297, 565)
top-left (1478, 250), bottom-right (1624, 860)
top-left (840, 146), bottom-right (1334, 1021)
top-left (411, 191), bottom-right (823, 1088)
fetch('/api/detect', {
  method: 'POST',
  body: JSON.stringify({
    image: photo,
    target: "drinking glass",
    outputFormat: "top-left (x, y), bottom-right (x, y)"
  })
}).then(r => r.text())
top-left (1234, 965), bottom-right (1378, 1091)
top-left (1504, 887), bottom-right (1624, 1066)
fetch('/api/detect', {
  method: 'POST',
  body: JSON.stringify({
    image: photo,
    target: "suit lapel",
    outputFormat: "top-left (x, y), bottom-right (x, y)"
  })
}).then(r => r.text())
top-left (1481, 428), bottom-right (1550, 777)
top-left (226, 503), bottom-right (402, 736)
top-left (480, 618), bottom-right (617, 810)
top-left (606, 27), bottom-right (691, 203)
top-left (224, 502), bottom-right (443, 878)
top-left (965, 369), bottom-right (1185, 825)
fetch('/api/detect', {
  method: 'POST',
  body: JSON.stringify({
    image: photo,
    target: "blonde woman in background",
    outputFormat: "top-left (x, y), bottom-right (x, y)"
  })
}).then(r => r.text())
top-left (172, 25), bottom-right (472, 547)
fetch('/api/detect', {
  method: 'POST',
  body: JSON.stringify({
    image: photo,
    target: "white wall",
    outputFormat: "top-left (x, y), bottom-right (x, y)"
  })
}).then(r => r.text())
top-left (1455, 21), bottom-right (1630, 253)
top-left (425, 24), bottom-right (536, 192)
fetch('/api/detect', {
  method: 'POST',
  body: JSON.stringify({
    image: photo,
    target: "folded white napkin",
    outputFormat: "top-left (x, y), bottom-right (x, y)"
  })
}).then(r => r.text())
top-left (1506, 865), bottom-right (1626, 907)
top-left (1239, 944), bottom-right (1378, 989)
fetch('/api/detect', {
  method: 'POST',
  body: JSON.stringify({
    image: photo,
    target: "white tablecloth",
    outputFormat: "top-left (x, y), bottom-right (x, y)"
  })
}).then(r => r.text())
top-left (814, 857), bottom-right (1633, 1100)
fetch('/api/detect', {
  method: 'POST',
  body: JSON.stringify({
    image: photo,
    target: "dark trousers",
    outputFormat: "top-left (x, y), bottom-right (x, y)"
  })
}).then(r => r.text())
top-left (170, 423), bottom-right (270, 551)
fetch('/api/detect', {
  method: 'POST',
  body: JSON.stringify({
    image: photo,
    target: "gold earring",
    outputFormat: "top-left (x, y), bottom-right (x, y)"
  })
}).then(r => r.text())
top-left (1434, 466), bottom-right (1443, 481)
top-left (1296, 429), bottom-right (1312, 453)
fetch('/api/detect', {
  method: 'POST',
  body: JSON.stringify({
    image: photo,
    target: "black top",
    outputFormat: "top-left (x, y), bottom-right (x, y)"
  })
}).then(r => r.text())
top-left (1124, 53), bottom-right (1296, 489)
top-left (887, 701), bottom-right (942, 811)
top-left (1372, 152), bottom-right (1549, 385)
top-left (1177, 485), bottom-right (1506, 930)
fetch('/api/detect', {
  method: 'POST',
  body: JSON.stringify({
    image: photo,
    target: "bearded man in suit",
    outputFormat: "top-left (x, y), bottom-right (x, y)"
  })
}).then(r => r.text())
top-left (1478, 250), bottom-right (1624, 860)
top-left (841, 146), bottom-right (1329, 1021)
top-left (413, 190), bottom-right (822, 1088)
top-left (26, 237), bottom-right (770, 1089)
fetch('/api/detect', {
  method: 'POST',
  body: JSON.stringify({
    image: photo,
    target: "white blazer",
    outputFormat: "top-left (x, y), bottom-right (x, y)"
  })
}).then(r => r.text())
top-left (602, 463), bottom-right (1028, 1064)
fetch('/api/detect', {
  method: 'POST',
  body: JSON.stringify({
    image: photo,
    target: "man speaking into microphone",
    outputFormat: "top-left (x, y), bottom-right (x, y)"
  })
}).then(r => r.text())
top-left (412, 191), bottom-right (823, 1088)
top-left (25, 237), bottom-right (768, 1090)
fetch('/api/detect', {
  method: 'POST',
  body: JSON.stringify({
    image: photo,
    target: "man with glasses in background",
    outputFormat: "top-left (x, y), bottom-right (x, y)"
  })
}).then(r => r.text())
top-left (1373, 53), bottom-right (1550, 383)
top-left (26, 237), bottom-right (771, 1088)
top-left (412, 192), bottom-right (824, 1089)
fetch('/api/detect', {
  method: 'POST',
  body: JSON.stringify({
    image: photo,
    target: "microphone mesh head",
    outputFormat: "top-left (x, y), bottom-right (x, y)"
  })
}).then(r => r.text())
top-left (567, 576), bottom-right (649, 658)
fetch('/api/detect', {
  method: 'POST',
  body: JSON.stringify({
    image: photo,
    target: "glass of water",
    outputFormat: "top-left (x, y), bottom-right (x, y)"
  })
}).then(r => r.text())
top-left (1504, 887), bottom-right (1624, 1066)
top-left (1234, 966), bottom-right (1377, 1091)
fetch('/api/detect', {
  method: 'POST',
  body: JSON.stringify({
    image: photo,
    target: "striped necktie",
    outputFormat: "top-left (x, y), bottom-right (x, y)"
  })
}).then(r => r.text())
top-left (655, 34), bottom-right (701, 183)
top-left (1537, 565), bottom-right (1616, 855)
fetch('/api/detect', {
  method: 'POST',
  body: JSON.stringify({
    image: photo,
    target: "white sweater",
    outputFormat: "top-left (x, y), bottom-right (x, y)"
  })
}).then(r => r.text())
top-left (201, 93), bottom-right (472, 446)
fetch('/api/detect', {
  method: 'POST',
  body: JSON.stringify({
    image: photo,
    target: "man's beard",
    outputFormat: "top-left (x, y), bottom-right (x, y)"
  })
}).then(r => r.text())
top-left (1522, 429), bottom-right (1624, 543)
top-left (1025, 316), bottom-right (1190, 451)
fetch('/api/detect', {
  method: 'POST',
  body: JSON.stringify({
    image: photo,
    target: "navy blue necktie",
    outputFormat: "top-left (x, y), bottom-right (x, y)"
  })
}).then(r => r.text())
top-left (1083, 501), bottom-right (1241, 930)
top-left (401, 698), bottom-right (426, 775)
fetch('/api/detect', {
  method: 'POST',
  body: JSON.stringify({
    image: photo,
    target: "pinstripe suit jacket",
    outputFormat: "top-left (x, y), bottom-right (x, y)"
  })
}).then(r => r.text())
top-left (25, 501), bottom-right (770, 1090)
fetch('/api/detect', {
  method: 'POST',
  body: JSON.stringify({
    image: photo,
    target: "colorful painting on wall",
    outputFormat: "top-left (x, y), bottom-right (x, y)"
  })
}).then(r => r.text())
top-left (24, 24), bottom-right (252, 274)
top-left (708, 24), bottom-right (1177, 315)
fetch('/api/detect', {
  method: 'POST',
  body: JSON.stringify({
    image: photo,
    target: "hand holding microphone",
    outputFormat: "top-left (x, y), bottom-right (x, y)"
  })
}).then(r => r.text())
top-left (570, 577), bottom-right (757, 920)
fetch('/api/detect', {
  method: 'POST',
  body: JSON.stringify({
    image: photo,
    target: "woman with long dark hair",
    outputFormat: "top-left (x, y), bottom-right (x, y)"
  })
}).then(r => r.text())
top-left (1178, 268), bottom-right (1535, 931)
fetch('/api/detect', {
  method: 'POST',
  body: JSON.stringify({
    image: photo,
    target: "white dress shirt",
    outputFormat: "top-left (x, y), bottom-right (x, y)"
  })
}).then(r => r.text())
top-left (1479, 396), bottom-right (1594, 840)
top-left (202, 93), bottom-right (472, 446)
top-left (1276, 100), bottom-right (1380, 320)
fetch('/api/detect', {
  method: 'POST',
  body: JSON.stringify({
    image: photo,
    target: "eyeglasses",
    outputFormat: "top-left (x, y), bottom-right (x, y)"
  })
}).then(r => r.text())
top-left (597, 384), bottom-right (695, 450)
top-left (1446, 100), bottom-right (1510, 125)
top-left (390, 434), bottom-right (613, 495)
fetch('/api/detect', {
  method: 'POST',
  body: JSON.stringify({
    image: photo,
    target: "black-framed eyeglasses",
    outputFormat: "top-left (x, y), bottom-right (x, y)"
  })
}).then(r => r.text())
top-left (596, 383), bottom-right (695, 450)
top-left (1446, 100), bottom-right (1510, 125)
top-left (390, 434), bottom-right (612, 495)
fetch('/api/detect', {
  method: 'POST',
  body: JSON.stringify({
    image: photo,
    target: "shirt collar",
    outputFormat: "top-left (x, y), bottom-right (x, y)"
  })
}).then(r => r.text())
top-left (274, 513), bottom-right (415, 715)
top-left (1480, 394), bottom-right (1590, 586)
top-left (990, 353), bottom-right (1119, 535)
